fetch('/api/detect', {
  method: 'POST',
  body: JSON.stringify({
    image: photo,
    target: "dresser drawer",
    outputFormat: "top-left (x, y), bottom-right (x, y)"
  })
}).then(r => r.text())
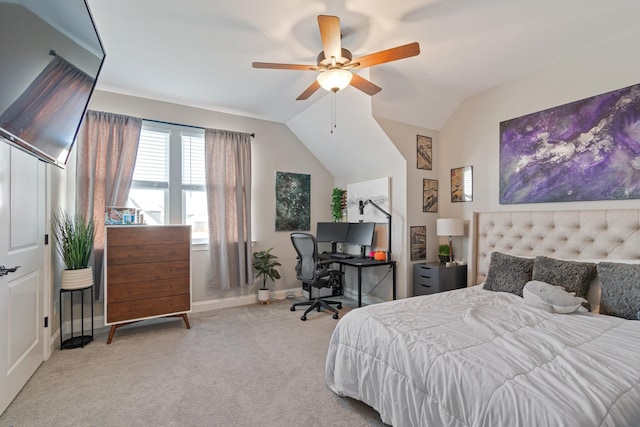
top-left (414, 279), bottom-right (440, 296)
top-left (413, 262), bottom-right (467, 297)
top-left (107, 277), bottom-right (189, 304)
top-left (414, 264), bottom-right (440, 278)
top-left (107, 294), bottom-right (190, 324)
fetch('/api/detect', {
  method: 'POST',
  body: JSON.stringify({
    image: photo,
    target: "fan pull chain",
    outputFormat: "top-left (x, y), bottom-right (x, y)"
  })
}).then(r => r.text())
top-left (330, 90), bottom-right (337, 134)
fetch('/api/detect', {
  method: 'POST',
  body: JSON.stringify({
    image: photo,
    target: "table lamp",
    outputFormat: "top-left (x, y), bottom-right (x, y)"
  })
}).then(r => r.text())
top-left (436, 218), bottom-right (464, 263)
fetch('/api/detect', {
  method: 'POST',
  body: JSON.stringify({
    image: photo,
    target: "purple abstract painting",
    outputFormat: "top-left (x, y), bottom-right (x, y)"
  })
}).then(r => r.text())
top-left (500, 83), bottom-right (640, 204)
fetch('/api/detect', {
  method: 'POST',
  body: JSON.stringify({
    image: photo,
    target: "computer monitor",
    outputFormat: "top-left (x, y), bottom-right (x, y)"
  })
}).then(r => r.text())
top-left (316, 222), bottom-right (349, 244)
top-left (316, 222), bottom-right (349, 254)
top-left (346, 222), bottom-right (375, 248)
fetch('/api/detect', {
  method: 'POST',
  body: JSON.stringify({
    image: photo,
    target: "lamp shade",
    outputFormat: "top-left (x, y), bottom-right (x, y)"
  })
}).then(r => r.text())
top-left (316, 69), bottom-right (352, 92)
top-left (436, 218), bottom-right (464, 237)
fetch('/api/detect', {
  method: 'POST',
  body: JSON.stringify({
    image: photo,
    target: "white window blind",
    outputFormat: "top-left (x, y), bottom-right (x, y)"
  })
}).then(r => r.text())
top-left (182, 133), bottom-right (205, 188)
top-left (133, 128), bottom-right (169, 185)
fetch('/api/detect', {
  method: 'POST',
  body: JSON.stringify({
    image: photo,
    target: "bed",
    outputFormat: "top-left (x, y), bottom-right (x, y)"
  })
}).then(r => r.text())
top-left (326, 209), bottom-right (640, 426)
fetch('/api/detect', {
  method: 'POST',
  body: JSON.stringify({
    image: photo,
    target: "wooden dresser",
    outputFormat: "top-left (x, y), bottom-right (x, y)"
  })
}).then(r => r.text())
top-left (104, 225), bottom-right (192, 343)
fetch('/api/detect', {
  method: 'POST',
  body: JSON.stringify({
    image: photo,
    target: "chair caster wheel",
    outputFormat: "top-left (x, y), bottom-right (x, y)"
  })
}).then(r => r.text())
top-left (337, 304), bottom-right (342, 309)
top-left (290, 306), bottom-right (296, 311)
top-left (301, 315), bottom-right (307, 321)
top-left (333, 314), bottom-right (339, 319)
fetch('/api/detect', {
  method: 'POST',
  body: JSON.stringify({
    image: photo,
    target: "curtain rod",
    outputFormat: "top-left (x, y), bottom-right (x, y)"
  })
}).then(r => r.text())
top-left (143, 117), bottom-right (255, 138)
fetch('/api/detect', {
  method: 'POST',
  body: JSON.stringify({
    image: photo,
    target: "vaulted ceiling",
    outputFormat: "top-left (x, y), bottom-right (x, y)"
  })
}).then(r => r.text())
top-left (86, 0), bottom-right (640, 177)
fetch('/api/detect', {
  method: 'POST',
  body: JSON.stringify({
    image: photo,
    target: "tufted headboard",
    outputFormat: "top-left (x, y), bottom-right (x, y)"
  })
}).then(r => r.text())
top-left (470, 209), bottom-right (640, 287)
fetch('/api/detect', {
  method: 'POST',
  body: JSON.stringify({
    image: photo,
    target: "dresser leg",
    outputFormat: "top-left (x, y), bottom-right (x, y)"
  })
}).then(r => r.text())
top-left (107, 325), bottom-right (117, 345)
top-left (181, 313), bottom-right (191, 329)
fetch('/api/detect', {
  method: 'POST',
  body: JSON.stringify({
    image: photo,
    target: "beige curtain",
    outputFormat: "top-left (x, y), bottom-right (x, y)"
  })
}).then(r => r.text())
top-left (204, 129), bottom-right (252, 289)
top-left (76, 110), bottom-right (142, 299)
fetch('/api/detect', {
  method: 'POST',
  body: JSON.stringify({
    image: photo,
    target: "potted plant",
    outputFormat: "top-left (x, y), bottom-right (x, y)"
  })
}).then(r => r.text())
top-left (252, 248), bottom-right (281, 303)
top-left (330, 187), bottom-right (347, 222)
top-left (438, 244), bottom-right (450, 263)
top-left (52, 210), bottom-right (95, 290)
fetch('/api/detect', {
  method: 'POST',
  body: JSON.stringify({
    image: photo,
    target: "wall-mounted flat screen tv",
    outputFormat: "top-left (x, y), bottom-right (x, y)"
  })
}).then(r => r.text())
top-left (0, 0), bottom-right (105, 168)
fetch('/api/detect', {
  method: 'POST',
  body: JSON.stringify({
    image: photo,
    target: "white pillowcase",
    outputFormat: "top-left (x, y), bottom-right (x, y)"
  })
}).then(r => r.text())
top-left (523, 280), bottom-right (588, 314)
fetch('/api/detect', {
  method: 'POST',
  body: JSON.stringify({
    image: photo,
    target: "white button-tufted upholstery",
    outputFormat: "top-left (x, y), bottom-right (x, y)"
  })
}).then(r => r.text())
top-left (471, 210), bottom-right (640, 285)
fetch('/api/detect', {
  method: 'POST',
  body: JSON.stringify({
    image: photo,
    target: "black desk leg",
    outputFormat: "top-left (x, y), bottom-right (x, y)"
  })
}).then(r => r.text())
top-left (358, 267), bottom-right (362, 308)
top-left (392, 263), bottom-right (396, 300)
top-left (59, 289), bottom-right (62, 350)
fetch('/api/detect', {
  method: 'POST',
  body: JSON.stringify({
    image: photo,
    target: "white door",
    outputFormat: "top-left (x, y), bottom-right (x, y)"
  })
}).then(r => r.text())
top-left (0, 144), bottom-right (45, 415)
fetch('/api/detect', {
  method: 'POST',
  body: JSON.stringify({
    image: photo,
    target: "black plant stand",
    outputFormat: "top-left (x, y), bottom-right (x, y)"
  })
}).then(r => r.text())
top-left (60, 285), bottom-right (94, 349)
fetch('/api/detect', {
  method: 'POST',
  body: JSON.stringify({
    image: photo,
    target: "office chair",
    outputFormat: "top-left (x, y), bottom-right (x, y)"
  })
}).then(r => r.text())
top-left (290, 232), bottom-right (342, 321)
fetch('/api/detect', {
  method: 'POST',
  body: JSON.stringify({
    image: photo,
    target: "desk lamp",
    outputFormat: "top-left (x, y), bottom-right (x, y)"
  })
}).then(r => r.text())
top-left (436, 218), bottom-right (464, 263)
top-left (359, 199), bottom-right (391, 261)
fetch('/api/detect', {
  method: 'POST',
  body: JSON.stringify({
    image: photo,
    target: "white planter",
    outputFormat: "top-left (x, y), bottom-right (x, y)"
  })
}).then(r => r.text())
top-left (61, 267), bottom-right (94, 290)
top-left (257, 289), bottom-right (270, 303)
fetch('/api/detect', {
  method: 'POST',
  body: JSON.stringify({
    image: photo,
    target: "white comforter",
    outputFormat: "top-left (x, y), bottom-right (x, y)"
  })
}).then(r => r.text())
top-left (326, 286), bottom-right (640, 427)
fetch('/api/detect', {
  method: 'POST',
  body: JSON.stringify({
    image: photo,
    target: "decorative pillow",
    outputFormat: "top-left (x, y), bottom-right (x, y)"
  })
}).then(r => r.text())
top-left (597, 262), bottom-right (640, 320)
top-left (523, 280), bottom-right (588, 314)
top-left (483, 252), bottom-right (534, 297)
top-left (532, 256), bottom-right (597, 310)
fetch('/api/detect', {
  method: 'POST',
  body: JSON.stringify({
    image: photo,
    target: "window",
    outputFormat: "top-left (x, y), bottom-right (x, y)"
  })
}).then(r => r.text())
top-left (127, 121), bottom-right (208, 242)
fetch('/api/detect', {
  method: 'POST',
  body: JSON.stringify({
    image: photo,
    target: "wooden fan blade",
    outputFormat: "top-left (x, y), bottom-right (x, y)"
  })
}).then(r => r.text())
top-left (317, 15), bottom-right (342, 61)
top-left (296, 80), bottom-right (321, 100)
top-left (350, 73), bottom-right (382, 96)
top-left (353, 42), bottom-right (420, 69)
top-left (252, 62), bottom-right (317, 71)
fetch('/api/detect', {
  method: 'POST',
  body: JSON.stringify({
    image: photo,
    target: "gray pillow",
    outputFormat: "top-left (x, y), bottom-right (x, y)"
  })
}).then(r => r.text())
top-left (483, 252), bottom-right (534, 297)
top-left (597, 262), bottom-right (640, 320)
top-left (532, 256), bottom-right (596, 303)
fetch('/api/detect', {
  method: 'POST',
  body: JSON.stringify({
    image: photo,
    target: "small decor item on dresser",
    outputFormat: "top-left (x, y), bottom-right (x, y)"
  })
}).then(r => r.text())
top-left (438, 244), bottom-right (450, 263)
top-left (52, 210), bottom-right (95, 290)
top-left (252, 248), bottom-right (281, 304)
top-left (104, 206), bottom-right (137, 224)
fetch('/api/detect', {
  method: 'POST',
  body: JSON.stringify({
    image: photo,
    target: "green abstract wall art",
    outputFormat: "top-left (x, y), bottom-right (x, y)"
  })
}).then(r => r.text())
top-left (275, 171), bottom-right (310, 231)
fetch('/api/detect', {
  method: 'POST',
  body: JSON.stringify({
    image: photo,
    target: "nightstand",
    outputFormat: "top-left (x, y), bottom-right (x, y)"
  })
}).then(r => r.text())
top-left (413, 262), bottom-right (467, 296)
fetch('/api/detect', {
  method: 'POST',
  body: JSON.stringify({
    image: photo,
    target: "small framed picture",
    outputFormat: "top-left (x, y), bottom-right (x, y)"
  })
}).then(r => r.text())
top-left (451, 166), bottom-right (473, 202)
top-left (416, 135), bottom-right (432, 170)
top-left (422, 179), bottom-right (438, 213)
top-left (410, 226), bottom-right (426, 261)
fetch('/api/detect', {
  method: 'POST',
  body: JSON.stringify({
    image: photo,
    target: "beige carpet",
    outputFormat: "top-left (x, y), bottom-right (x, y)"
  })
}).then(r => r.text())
top-left (0, 298), bottom-right (387, 427)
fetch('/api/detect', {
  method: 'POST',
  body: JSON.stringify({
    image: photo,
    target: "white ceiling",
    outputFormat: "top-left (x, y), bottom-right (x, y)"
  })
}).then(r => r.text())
top-left (87, 0), bottom-right (640, 132)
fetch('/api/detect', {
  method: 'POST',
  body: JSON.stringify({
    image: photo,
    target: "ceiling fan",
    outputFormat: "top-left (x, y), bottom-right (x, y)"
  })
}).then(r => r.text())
top-left (252, 15), bottom-right (420, 100)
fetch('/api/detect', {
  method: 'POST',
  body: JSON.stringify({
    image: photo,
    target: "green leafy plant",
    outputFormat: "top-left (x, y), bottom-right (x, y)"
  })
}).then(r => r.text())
top-left (330, 187), bottom-right (346, 222)
top-left (438, 244), bottom-right (450, 263)
top-left (52, 210), bottom-right (95, 270)
top-left (252, 248), bottom-right (281, 290)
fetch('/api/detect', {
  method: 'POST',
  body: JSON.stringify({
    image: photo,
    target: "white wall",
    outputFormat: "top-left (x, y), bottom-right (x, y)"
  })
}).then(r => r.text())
top-left (376, 117), bottom-right (440, 295)
top-left (439, 28), bottom-right (640, 272)
top-left (86, 90), bottom-right (334, 307)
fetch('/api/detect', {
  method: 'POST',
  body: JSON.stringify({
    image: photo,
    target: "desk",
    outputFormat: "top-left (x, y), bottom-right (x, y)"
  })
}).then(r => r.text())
top-left (324, 256), bottom-right (396, 307)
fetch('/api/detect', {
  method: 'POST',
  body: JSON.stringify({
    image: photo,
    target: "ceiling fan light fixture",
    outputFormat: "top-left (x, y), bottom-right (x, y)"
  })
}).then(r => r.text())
top-left (317, 69), bottom-right (352, 92)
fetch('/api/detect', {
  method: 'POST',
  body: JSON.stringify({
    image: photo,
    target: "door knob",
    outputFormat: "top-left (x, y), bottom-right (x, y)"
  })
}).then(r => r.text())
top-left (0, 265), bottom-right (20, 276)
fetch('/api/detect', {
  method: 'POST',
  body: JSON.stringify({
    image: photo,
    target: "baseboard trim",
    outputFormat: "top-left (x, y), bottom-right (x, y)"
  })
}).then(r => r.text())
top-left (60, 288), bottom-right (308, 340)
top-left (192, 287), bottom-right (303, 312)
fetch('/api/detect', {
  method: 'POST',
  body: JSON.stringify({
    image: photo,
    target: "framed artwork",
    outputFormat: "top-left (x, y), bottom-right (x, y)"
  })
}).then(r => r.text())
top-left (451, 166), bottom-right (473, 202)
top-left (410, 226), bottom-right (426, 261)
top-left (500, 82), bottom-right (640, 204)
top-left (416, 135), bottom-right (432, 170)
top-left (422, 179), bottom-right (438, 213)
top-left (346, 177), bottom-right (390, 223)
top-left (275, 171), bottom-right (310, 231)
